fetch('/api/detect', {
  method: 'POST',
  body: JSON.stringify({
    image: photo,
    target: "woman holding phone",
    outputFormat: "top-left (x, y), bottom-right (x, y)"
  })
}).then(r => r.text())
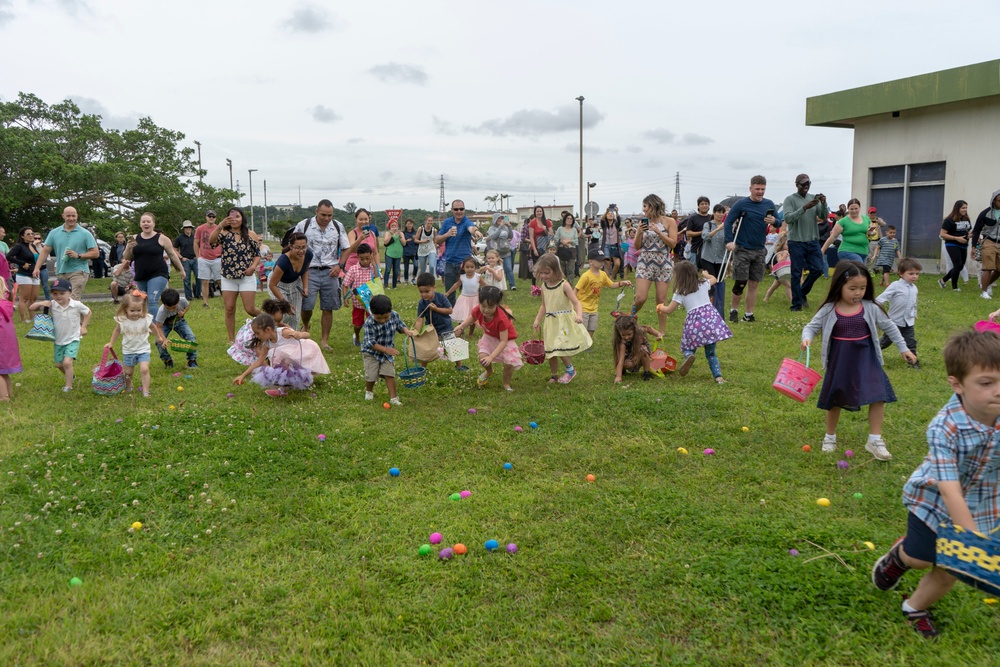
top-left (821, 198), bottom-right (871, 264)
top-left (209, 207), bottom-right (262, 343)
top-left (632, 194), bottom-right (677, 335)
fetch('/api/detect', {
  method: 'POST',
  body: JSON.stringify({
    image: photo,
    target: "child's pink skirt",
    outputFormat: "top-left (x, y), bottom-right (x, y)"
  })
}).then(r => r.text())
top-left (478, 335), bottom-right (523, 369)
top-left (453, 293), bottom-right (479, 324)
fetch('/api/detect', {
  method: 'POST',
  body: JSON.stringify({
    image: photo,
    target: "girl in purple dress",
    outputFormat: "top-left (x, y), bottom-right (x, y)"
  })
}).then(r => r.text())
top-left (656, 260), bottom-right (732, 383)
top-left (802, 261), bottom-right (916, 461)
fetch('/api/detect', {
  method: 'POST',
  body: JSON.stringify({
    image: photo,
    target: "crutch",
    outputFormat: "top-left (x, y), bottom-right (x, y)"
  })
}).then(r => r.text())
top-left (717, 213), bottom-right (746, 280)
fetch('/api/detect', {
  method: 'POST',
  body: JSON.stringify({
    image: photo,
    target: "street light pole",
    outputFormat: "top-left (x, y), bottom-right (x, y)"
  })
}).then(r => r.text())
top-left (587, 182), bottom-right (596, 211)
top-left (193, 141), bottom-right (203, 182)
top-left (248, 169), bottom-right (258, 233)
top-left (576, 96), bottom-right (584, 220)
top-left (225, 158), bottom-right (233, 192)
top-left (263, 179), bottom-right (268, 240)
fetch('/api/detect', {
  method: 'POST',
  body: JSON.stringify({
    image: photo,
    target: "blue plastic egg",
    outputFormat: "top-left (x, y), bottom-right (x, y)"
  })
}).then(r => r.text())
top-left (484, 539), bottom-right (499, 551)
top-left (389, 467), bottom-right (400, 477)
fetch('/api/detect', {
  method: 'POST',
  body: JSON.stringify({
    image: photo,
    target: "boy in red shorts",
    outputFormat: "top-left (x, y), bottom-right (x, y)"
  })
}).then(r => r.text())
top-left (340, 243), bottom-right (376, 347)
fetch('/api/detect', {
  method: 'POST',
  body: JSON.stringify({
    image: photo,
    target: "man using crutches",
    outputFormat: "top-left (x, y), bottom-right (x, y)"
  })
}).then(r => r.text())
top-left (724, 175), bottom-right (779, 323)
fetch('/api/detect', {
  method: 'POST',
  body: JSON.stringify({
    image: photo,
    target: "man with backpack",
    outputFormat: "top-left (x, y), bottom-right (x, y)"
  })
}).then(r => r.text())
top-left (290, 199), bottom-right (351, 351)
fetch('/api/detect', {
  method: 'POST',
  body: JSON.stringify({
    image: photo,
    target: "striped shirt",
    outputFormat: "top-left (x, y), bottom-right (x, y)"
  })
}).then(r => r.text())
top-left (902, 394), bottom-right (1000, 533)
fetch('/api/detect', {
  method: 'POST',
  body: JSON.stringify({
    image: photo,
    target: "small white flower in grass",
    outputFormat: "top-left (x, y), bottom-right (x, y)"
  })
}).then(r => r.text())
top-left (245, 473), bottom-right (251, 477)
top-left (132, 500), bottom-right (139, 506)
top-left (230, 500), bottom-right (236, 505)
top-left (126, 548), bottom-right (133, 554)
top-left (188, 495), bottom-right (194, 500)
top-left (221, 508), bottom-right (227, 513)
top-left (203, 483), bottom-right (209, 489)
top-left (131, 482), bottom-right (138, 487)
top-left (55, 530), bottom-right (62, 535)
top-left (200, 492), bottom-right (206, 498)
top-left (204, 529), bottom-right (211, 535)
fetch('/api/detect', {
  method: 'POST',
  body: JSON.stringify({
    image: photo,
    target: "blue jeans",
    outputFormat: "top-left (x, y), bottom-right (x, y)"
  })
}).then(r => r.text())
top-left (443, 261), bottom-right (463, 305)
top-left (501, 253), bottom-right (515, 288)
top-left (156, 317), bottom-right (197, 364)
top-left (39, 267), bottom-right (51, 300)
top-left (181, 258), bottom-right (200, 300)
top-left (136, 275), bottom-right (169, 317)
top-left (823, 245), bottom-right (839, 275)
top-left (788, 240), bottom-right (824, 309)
top-left (836, 251), bottom-right (866, 265)
top-left (417, 254), bottom-right (433, 278)
top-left (384, 256), bottom-right (401, 288)
top-left (682, 342), bottom-right (722, 378)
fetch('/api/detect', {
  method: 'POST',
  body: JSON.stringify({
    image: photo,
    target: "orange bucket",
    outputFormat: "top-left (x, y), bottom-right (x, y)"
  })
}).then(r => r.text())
top-left (773, 348), bottom-right (822, 402)
top-left (649, 341), bottom-right (676, 374)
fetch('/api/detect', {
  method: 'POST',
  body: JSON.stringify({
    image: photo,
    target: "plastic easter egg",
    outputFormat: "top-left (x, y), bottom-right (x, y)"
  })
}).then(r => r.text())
top-left (802, 445), bottom-right (811, 452)
top-left (816, 498), bottom-right (831, 507)
top-left (429, 532), bottom-right (442, 544)
top-left (503, 462), bottom-right (513, 470)
top-left (317, 434), bottom-right (326, 441)
top-left (789, 549), bottom-right (799, 556)
top-left (419, 544), bottom-right (432, 556)
top-left (169, 405), bottom-right (176, 410)
top-left (131, 521), bottom-right (142, 530)
top-left (389, 467), bottom-right (400, 477)
top-left (468, 408), bottom-right (477, 414)
top-left (741, 426), bottom-right (749, 432)
top-left (514, 426), bottom-right (522, 433)
top-left (383, 402), bottom-right (391, 409)
top-left (173, 372), bottom-right (182, 378)
top-left (460, 490), bottom-right (471, 498)
top-left (586, 474), bottom-right (596, 483)
top-left (438, 547), bottom-right (454, 560)
top-left (177, 386), bottom-right (183, 392)
top-left (69, 577), bottom-right (83, 586)
top-left (677, 447), bottom-right (689, 455)
top-left (506, 543), bottom-right (518, 554)
top-left (864, 541), bottom-right (875, 550)
top-left (837, 460), bottom-right (849, 469)
top-left (845, 449), bottom-right (854, 458)
top-left (703, 448), bottom-right (715, 455)
top-left (450, 493), bottom-right (461, 501)
top-left (529, 422), bottom-right (538, 429)
top-left (226, 393), bottom-right (234, 398)
top-left (484, 539), bottom-right (499, 551)
top-left (453, 543), bottom-right (468, 555)
top-left (853, 493), bottom-right (863, 499)
top-left (185, 374), bottom-right (192, 379)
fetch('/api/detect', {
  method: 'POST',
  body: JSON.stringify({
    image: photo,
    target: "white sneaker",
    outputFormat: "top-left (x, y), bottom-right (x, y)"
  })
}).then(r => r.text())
top-left (389, 397), bottom-right (402, 406)
top-left (982, 291), bottom-right (992, 300)
top-left (364, 391), bottom-right (374, 401)
top-left (866, 438), bottom-right (892, 461)
top-left (821, 436), bottom-right (836, 453)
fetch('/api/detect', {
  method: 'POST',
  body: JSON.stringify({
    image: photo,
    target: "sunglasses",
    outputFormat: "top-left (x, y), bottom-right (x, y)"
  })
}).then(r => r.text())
top-left (452, 207), bottom-right (465, 212)
top-left (207, 214), bottom-right (217, 218)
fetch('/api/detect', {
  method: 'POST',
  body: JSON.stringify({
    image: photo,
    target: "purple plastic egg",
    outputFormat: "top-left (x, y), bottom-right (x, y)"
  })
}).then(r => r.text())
top-left (789, 549), bottom-right (800, 556)
top-left (438, 547), bottom-right (454, 560)
top-left (837, 460), bottom-right (849, 469)
top-left (844, 449), bottom-right (854, 458)
top-left (317, 434), bottom-right (326, 441)
top-left (703, 448), bottom-right (715, 455)
top-left (460, 490), bottom-right (471, 499)
top-left (506, 543), bottom-right (518, 554)
top-left (226, 393), bottom-right (234, 398)
top-left (468, 408), bottom-right (477, 415)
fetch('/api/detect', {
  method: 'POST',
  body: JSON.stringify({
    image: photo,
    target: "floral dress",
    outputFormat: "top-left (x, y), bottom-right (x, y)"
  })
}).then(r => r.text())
top-left (220, 233), bottom-right (260, 280)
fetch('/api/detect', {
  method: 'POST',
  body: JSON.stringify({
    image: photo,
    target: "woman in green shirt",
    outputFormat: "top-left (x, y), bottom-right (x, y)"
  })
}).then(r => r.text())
top-left (382, 220), bottom-right (404, 288)
top-left (554, 213), bottom-right (580, 279)
top-left (821, 198), bottom-right (871, 264)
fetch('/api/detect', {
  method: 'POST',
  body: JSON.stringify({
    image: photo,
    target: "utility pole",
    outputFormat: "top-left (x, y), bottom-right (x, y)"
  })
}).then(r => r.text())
top-left (263, 179), bottom-right (268, 240)
top-left (576, 95), bottom-right (585, 219)
top-left (672, 172), bottom-right (683, 213)
top-left (225, 158), bottom-right (233, 191)
top-left (298, 186), bottom-right (301, 207)
top-left (193, 141), bottom-right (203, 181)
top-left (248, 169), bottom-right (258, 233)
top-left (235, 179), bottom-right (241, 207)
top-left (438, 174), bottom-right (446, 221)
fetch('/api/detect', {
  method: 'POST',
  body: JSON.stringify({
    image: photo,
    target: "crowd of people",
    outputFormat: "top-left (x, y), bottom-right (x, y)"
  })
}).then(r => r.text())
top-left (4, 181), bottom-right (1000, 638)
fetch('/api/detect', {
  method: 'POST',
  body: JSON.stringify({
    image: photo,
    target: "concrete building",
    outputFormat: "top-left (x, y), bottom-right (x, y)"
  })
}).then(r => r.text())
top-left (806, 59), bottom-right (1000, 269)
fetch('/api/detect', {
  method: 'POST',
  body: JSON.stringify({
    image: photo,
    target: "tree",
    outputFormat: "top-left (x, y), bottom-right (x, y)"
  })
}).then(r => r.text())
top-left (0, 92), bottom-right (237, 240)
top-left (483, 194), bottom-right (498, 211)
top-left (343, 202), bottom-right (357, 215)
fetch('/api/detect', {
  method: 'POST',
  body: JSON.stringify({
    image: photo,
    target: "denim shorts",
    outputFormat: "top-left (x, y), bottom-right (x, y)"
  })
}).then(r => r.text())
top-left (123, 352), bottom-right (151, 367)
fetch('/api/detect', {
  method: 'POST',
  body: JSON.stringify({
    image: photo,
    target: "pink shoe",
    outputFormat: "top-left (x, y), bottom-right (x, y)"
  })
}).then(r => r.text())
top-left (557, 368), bottom-right (576, 384)
top-left (264, 388), bottom-right (287, 397)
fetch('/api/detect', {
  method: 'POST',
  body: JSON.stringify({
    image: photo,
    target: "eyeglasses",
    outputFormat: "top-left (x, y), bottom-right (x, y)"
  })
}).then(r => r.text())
top-left (797, 181), bottom-right (811, 187)
top-left (452, 207), bottom-right (465, 212)
top-left (207, 214), bottom-right (217, 218)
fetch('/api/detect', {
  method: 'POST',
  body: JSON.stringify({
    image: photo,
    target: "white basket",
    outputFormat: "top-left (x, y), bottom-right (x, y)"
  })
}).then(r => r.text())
top-left (442, 335), bottom-right (470, 362)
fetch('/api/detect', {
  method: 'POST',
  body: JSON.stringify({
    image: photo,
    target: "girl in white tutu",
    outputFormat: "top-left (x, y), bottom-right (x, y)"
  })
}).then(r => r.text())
top-left (232, 304), bottom-right (330, 396)
top-left (453, 286), bottom-right (522, 392)
top-left (445, 257), bottom-right (481, 334)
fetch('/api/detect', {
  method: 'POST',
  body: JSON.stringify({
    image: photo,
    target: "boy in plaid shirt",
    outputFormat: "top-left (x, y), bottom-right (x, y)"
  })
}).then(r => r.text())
top-left (871, 329), bottom-right (1000, 637)
top-left (341, 243), bottom-right (376, 347)
top-left (361, 294), bottom-right (416, 405)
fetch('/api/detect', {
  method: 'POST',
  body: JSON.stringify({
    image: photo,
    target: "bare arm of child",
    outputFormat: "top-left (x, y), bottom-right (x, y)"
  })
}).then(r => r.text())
top-left (372, 343), bottom-right (399, 357)
top-left (561, 280), bottom-right (584, 323)
top-left (533, 302), bottom-right (546, 330)
top-left (29, 300), bottom-right (52, 311)
top-left (154, 322), bottom-right (168, 348)
top-left (938, 480), bottom-right (977, 532)
top-left (483, 329), bottom-right (508, 367)
top-left (657, 300), bottom-right (680, 316)
top-left (113, 261), bottom-right (128, 277)
top-left (80, 309), bottom-right (91, 336)
top-left (453, 314), bottom-right (476, 337)
top-left (614, 343), bottom-right (627, 383)
top-left (148, 320), bottom-right (158, 339)
top-left (700, 271), bottom-right (717, 287)
top-left (615, 279), bottom-right (632, 288)
top-left (105, 323), bottom-right (121, 349)
top-left (234, 345), bottom-right (269, 385)
top-left (641, 325), bottom-right (663, 340)
top-left (445, 281), bottom-right (460, 297)
top-left (989, 308), bottom-right (1000, 323)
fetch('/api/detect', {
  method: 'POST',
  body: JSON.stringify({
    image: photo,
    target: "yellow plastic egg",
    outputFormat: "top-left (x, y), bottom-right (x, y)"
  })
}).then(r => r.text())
top-left (864, 541), bottom-right (875, 550)
top-left (677, 447), bottom-right (689, 455)
top-left (131, 521), bottom-right (143, 530)
top-left (741, 426), bottom-right (749, 432)
top-left (816, 498), bottom-right (831, 507)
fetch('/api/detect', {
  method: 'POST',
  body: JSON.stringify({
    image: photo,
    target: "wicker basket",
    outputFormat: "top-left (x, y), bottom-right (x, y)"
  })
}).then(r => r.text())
top-left (937, 522), bottom-right (1000, 596)
top-left (519, 339), bottom-right (546, 365)
top-left (399, 338), bottom-right (426, 389)
top-left (169, 338), bottom-right (199, 353)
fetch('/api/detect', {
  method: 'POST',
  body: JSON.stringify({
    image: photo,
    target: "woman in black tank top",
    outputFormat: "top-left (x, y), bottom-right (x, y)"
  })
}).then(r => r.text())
top-left (123, 212), bottom-right (186, 315)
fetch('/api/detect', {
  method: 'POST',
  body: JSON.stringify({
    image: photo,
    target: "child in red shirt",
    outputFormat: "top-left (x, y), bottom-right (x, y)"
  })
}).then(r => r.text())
top-left (454, 286), bottom-right (522, 392)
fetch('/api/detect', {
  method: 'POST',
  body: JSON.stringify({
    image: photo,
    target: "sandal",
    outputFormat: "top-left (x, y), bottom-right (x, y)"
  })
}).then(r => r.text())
top-left (715, 377), bottom-right (727, 384)
top-left (477, 372), bottom-right (489, 388)
top-left (548, 375), bottom-right (559, 383)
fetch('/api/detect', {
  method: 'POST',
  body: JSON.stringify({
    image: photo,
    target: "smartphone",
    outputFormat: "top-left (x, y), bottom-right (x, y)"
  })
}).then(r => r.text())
top-left (764, 209), bottom-right (775, 218)
top-left (641, 217), bottom-right (649, 229)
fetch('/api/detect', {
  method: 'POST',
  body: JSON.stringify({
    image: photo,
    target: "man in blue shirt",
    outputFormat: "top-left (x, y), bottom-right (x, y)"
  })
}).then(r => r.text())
top-left (33, 206), bottom-right (99, 300)
top-left (724, 175), bottom-right (778, 323)
top-left (434, 199), bottom-right (483, 305)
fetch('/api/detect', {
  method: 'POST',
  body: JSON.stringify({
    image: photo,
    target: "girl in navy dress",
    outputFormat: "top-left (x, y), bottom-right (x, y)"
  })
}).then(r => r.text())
top-left (802, 261), bottom-right (916, 461)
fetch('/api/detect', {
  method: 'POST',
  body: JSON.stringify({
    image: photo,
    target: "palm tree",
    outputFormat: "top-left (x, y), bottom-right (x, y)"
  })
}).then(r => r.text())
top-left (483, 194), bottom-right (499, 211)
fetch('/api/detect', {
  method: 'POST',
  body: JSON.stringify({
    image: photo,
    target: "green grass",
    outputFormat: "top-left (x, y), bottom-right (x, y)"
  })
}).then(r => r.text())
top-left (2, 274), bottom-right (1000, 665)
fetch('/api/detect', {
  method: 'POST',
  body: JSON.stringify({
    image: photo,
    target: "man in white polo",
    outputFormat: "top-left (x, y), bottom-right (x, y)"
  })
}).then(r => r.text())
top-left (193, 209), bottom-right (221, 308)
top-left (293, 199), bottom-right (351, 350)
top-left (33, 206), bottom-right (99, 300)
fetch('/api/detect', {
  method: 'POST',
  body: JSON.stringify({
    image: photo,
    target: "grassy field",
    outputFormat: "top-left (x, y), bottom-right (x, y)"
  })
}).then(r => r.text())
top-left (2, 271), bottom-right (1000, 665)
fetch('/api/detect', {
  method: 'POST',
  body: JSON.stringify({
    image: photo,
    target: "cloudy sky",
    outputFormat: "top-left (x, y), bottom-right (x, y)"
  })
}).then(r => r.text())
top-left (2, 0), bottom-right (999, 217)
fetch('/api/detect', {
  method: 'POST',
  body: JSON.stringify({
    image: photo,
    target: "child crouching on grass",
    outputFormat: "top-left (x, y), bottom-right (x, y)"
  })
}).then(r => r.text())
top-left (454, 286), bottom-right (522, 391)
top-left (233, 311), bottom-right (329, 396)
top-left (871, 330), bottom-right (1000, 638)
top-left (612, 315), bottom-right (662, 383)
top-left (362, 294), bottom-right (417, 405)
top-left (154, 288), bottom-right (197, 369)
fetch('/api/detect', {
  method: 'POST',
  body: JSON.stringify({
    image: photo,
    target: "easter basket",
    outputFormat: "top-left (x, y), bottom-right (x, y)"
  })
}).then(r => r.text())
top-left (649, 340), bottom-right (677, 375)
top-left (441, 333), bottom-right (470, 363)
top-left (399, 338), bottom-right (426, 389)
top-left (25, 309), bottom-right (56, 342)
top-left (936, 522), bottom-right (1000, 596)
top-left (772, 347), bottom-right (822, 403)
top-left (91, 348), bottom-right (125, 396)
top-left (610, 286), bottom-right (634, 319)
top-left (168, 338), bottom-right (199, 354)
top-left (519, 339), bottom-right (546, 365)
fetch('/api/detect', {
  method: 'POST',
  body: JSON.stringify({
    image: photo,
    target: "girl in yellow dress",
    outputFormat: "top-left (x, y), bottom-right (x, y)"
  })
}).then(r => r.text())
top-left (532, 254), bottom-right (592, 383)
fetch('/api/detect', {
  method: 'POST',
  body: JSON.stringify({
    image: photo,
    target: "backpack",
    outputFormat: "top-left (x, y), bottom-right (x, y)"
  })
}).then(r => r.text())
top-left (281, 217), bottom-right (348, 249)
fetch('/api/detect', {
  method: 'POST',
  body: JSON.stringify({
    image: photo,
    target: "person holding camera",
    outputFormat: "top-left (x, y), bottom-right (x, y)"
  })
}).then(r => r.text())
top-left (208, 207), bottom-right (262, 343)
top-left (782, 174), bottom-right (829, 312)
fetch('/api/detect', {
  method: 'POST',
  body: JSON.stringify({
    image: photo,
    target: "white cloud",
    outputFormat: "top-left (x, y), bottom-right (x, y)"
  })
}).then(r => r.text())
top-left (72, 96), bottom-right (140, 131)
top-left (467, 105), bottom-right (605, 137)
top-left (311, 105), bottom-right (341, 123)
top-left (282, 4), bottom-right (340, 33)
top-left (368, 63), bottom-right (428, 86)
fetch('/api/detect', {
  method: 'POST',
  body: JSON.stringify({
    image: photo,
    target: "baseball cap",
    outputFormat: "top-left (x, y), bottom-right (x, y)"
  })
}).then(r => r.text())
top-left (182, 220), bottom-right (194, 228)
top-left (51, 278), bottom-right (72, 293)
top-left (588, 248), bottom-right (606, 261)
top-left (868, 207), bottom-right (877, 214)
top-left (206, 210), bottom-right (217, 217)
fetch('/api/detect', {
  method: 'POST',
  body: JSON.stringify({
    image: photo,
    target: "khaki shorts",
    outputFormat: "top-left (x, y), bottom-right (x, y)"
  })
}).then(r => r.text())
top-left (982, 239), bottom-right (1000, 271)
top-left (582, 311), bottom-right (599, 331)
top-left (363, 354), bottom-right (395, 382)
top-left (57, 271), bottom-right (88, 300)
